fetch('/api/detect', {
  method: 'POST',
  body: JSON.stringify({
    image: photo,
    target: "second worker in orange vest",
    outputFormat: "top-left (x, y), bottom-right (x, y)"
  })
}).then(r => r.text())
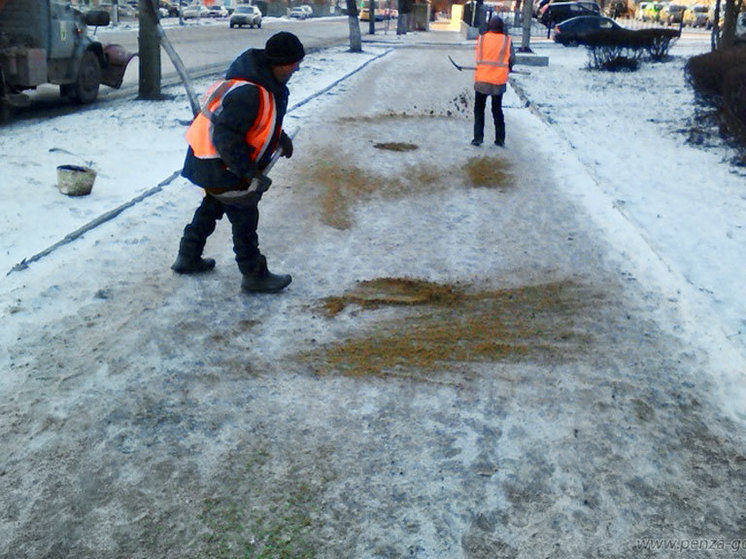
top-left (471, 16), bottom-right (515, 147)
top-left (171, 32), bottom-right (305, 294)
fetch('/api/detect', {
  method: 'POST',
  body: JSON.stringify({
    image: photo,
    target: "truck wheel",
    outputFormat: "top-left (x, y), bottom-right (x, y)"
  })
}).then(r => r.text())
top-left (0, 70), bottom-right (8, 123)
top-left (0, 100), bottom-right (10, 124)
top-left (71, 51), bottom-right (101, 104)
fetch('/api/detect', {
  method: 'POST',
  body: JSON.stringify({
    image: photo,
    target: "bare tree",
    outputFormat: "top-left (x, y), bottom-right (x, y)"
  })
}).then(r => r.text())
top-left (139, 0), bottom-right (200, 114)
top-left (711, 0), bottom-right (744, 49)
top-left (138, 0), bottom-right (161, 99)
top-left (346, 0), bottom-right (363, 52)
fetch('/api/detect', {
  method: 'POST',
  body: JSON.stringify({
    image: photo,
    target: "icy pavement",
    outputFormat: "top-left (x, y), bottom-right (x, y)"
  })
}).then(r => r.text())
top-left (1, 31), bottom-right (745, 558)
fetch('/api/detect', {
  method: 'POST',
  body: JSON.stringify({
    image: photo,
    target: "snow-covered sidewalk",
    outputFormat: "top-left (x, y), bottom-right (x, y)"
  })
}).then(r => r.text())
top-left (510, 32), bottom-right (746, 361)
top-left (1, 29), bottom-right (745, 558)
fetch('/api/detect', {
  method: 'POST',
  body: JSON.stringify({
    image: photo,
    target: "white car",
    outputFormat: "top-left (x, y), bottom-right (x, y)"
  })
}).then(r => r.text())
top-left (289, 5), bottom-right (312, 18)
top-left (207, 5), bottom-right (229, 17)
top-left (181, 4), bottom-right (210, 18)
top-left (230, 5), bottom-right (263, 27)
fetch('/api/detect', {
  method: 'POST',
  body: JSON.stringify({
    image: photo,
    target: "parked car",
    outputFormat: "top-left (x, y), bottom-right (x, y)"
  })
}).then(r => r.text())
top-left (534, 0), bottom-right (556, 16)
top-left (640, 1), bottom-right (663, 21)
top-left (208, 5), bottom-right (228, 17)
top-left (552, 14), bottom-right (622, 45)
top-left (359, 6), bottom-right (385, 20)
top-left (605, 0), bottom-right (629, 18)
top-left (537, 0), bottom-right (556, 17)
top-left (111, 3), bottom-right (137, 18)
top-left (737, 10), bottom-right (746, 34)
top-left (289, 5), bottom-right (312, 18)
top-left (660, 3), bottom-right (685, 25)
top-left (635, 1), bottom-right (648, 19)
top-left (181, 4), bottom-right (210, 18)
top-left (540, 1), bottom-right (600, 28)
top-left (160, 0), bottom-right (179, 16)
top-left (229, 4), bottom-right (263, 27)
top-left (682, 5), bottom-right (710, 27)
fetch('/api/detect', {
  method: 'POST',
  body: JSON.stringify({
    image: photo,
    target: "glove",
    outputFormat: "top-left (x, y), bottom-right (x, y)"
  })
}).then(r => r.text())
top-left (248, 174), bottom-right (272, 194)
top-left (279, 132), bottom-right (294, 159)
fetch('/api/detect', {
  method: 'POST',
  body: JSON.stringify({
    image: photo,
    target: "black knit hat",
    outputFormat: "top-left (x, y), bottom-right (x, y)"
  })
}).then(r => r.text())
top-left (264, 32), bottom-right (305, 65)
top-left (488, 15), bottom-right (504, 32)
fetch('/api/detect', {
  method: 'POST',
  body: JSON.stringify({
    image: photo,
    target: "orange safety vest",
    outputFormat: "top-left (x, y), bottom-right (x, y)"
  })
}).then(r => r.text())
top-left (185, 78), bottom-right (279, 165)
top-left (475, 33), bottom-right (511, 86)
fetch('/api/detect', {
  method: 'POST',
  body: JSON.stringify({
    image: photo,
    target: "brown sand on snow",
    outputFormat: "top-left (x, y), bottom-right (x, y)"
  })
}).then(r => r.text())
top-left (302, 277), bottom-right (599, 377)
top-left (301, 143), bottom-right (513, 230)
top-left (296, 140), bottom-right (586, 378)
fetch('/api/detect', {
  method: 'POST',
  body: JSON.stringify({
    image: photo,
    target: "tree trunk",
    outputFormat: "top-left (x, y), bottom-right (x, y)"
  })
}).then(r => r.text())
top-left (719, 0), bottom-right (743, 48)
top-left (397, 12), bottom-right (407, 34)
top-left (346, 0), bottom-right (362, 52)
top-left (398, 0), bottom-right (410, 34)
top-left (138, 0), bottom-right (161, 99)
top-left (711, 0), bottom-right (721, 49)
top-left (520, 0), bottom-right (533, 52)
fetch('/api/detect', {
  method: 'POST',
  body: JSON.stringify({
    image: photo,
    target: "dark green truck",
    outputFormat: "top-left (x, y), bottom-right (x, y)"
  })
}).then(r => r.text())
top-left (0, 0), bottom-right (134, 120)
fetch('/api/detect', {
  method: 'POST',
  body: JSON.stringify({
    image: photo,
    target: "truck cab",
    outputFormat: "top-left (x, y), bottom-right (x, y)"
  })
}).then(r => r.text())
top-left (0, 0), bottom-right (134, 120)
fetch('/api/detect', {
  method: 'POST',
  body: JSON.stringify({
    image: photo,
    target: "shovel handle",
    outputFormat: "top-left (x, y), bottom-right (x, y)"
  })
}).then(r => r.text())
top-left (263, 128), bottom-right (299, 176)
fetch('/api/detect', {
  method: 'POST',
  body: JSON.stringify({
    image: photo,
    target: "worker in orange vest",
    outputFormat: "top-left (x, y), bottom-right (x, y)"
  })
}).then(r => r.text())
top-left (471, 16), bottom-right (515, 147)
top-left (172, 32), bottom-right (305, 294)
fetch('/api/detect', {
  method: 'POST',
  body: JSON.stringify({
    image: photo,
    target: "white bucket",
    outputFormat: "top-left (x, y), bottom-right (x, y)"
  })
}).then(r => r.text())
top-left (57, 165), bottom-right (96, 196)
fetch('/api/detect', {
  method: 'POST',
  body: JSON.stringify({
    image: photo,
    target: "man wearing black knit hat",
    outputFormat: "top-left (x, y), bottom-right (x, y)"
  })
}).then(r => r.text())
top-left (172, 32), bottom-right (305, 294)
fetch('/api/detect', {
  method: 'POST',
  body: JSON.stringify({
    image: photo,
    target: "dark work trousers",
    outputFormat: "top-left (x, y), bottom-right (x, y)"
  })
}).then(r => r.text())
top-left (179, 194), bottom-right (223, 260)
top-left (223, 197), bottom-right (263, 276)
top-left (473, 91), bottom-right (505, 145)
top-left (181, 192), bottom-right (264, 276)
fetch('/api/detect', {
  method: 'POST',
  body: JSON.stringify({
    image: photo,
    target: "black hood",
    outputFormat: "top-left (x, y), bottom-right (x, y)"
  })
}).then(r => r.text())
top-left (224, 49), bottom-right (289, 100)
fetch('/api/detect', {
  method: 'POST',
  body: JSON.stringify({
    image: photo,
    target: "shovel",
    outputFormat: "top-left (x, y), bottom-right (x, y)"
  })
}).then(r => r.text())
top-left (448, 55), bottom-right (531, 75)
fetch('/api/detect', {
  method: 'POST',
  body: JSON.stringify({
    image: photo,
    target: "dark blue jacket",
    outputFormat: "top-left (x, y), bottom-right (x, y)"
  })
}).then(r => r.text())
top-left (182, 49), bottom-right (290, 191)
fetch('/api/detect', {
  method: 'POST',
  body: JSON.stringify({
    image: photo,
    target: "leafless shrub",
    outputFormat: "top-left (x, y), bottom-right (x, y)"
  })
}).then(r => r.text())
top-left (635, 28), bottom-right (680, 60)
top-left (723, 65), bottom-right (746, 142)
top-left (582, 28), bottom-right (680, 70)
top-left (685, 47), bottom-right (746, 98)
top-left (685, 47), bottom-right (746, 146)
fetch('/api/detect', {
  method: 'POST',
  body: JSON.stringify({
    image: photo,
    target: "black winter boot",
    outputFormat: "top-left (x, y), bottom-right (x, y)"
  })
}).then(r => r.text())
top-left (171, 252), bottom-right (216, 274)
top-left (240, 256), bottom-right (291, 293)
top-left (241, 271), bottom-right (292, 293)
top-left (171, 196), bottom-right (223, 274)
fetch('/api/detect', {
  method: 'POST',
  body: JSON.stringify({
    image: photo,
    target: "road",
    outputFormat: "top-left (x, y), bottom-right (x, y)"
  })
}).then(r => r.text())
top-left (11, 16), bottom-right (357, 117)
top-left (98, 15), bottom-right (356, 92)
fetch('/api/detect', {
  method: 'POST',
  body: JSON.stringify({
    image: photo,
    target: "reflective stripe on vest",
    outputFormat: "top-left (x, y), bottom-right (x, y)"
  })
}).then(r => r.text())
top-left (185, 78), bottom-right (278, 164)
top-left (475, 34), bottom-right (511, 85)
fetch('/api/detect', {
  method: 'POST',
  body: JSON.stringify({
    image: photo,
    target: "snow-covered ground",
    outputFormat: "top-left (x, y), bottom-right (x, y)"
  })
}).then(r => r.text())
top-left (511, 32), bottom-right (746, 353)
top-left (508, 32), bottom-right (746, 416)
top-left (1, 24), bottom-right (745, 558)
